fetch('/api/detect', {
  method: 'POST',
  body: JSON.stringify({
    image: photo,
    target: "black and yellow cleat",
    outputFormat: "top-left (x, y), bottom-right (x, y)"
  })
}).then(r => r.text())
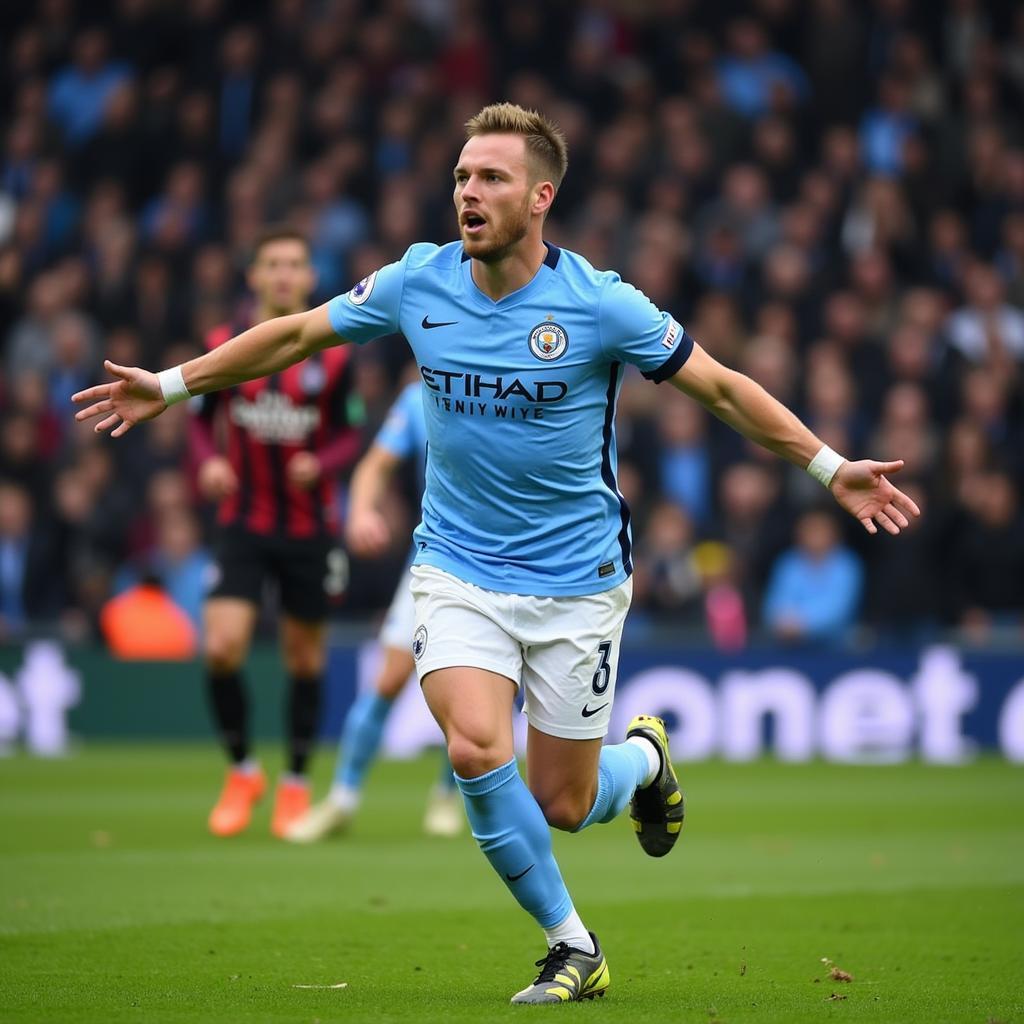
top-left (627, 714), bottom-right (684, 857)
top-left (510, 933), bottom-right (610, 1004)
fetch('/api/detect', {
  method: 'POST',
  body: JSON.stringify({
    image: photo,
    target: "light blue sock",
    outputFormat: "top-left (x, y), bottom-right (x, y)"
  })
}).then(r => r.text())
top-left (455, 758), bottom-right (573, 928)
top-left (574, 741), bottom-right (650, 831)
top-left (335, 692), bottom-right (392, 789)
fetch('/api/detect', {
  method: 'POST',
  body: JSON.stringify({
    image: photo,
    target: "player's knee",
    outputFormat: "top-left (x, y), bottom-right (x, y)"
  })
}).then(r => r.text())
top-left (446, 734), bottom-right (505, 780)
top-left (375, 670), bottom-right (407, 700)
top-left (283, 649), bottom-right (324, 678)
top-left (205, 634), bottom-right (246, 674)
top-left (536, 792), bottom-right (590, 832)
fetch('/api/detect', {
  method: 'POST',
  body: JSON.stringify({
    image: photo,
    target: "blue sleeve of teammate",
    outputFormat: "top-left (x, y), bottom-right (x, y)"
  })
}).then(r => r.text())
top-left (374, 382), bottom-right (423, 459)
top-left (599, 276), bottom-right (694, 382)
top-left (326, 250), bottom-right (410, 345)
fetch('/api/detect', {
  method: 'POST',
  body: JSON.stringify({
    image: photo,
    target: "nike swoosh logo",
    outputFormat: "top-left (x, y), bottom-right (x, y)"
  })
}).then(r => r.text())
top-left (421, 316), bottom-right (458, 329)
top-left (581, 703), bottom-right (609, 718)
top-left (505, 864), bottom-right (534, 882)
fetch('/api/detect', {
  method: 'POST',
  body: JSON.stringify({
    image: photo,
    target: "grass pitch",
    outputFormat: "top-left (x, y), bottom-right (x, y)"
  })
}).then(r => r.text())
top-left (1, 746), bottom-right (1021, 1024)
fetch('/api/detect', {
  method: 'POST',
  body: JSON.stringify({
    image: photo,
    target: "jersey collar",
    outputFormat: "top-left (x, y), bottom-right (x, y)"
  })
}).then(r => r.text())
top-left (460, 242), bottom-right (561, 310)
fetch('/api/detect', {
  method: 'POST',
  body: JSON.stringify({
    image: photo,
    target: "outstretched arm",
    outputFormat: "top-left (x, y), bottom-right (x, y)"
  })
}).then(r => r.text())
top-left (73, 304), bottom-right (343, 437)
top-left (669, 342), bottom-right (921, 535)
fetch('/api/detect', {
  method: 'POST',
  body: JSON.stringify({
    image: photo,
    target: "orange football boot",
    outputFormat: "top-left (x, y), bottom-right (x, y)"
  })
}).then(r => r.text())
top-left (271, 778), bottom-right (311, 838)
top-left (208, 766), bottom-right (267, 837)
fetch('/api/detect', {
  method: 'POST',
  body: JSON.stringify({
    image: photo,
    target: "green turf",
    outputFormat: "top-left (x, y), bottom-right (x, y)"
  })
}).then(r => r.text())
top-left (1, 746), bottom-right (1021, 1023)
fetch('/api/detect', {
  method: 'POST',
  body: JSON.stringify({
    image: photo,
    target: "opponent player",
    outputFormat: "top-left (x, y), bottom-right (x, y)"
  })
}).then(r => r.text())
top-left (285, 379), bottom-right (462, 842)
top-left (74, 104), bottom-right (920, 1003)
top-left (191, 227), bottom-right (361, 838)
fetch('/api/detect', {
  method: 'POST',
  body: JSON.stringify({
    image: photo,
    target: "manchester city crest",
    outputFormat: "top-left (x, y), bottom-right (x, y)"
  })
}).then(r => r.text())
top-left (412, 625), bottom-right (428, 661)
top-left (528, 321), bottom-right (568, 361)
top-left (348, 270), bottom-right (378, 305)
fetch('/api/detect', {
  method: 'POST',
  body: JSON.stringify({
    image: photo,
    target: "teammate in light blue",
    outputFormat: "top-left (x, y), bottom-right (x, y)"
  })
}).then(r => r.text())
top-left (286, 380), bottom-right (463, 842)
top-left (74, 103), bottom-right (920, 1006)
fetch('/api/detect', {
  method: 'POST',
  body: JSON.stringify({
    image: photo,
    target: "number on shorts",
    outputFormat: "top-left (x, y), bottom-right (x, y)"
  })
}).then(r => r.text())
top-left (324, 548), bottom-right (349, 597)
top-left (591, 640), bottom-right (613, 695)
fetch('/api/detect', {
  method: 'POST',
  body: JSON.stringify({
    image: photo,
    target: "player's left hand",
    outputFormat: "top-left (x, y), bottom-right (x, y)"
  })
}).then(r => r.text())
top-left (830, 459), bottom-right (921, 536)
top-left (286, 451), bottom-right (321, 489)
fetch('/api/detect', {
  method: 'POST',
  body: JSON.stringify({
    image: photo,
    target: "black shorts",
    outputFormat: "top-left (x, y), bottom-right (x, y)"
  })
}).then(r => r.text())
top-left (207, 527), bottom-right (345, 622)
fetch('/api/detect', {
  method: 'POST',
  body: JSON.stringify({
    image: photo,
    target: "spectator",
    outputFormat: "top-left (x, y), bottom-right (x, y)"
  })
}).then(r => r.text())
top-left (715, 17), bottom-right (809, 119)
top-left (716, 461), bottom-right (790, 613)
top-left (630, 500), bottom-right (702, 620)
top-left (859, 74), bottom-right (918, 176)
top-left (762, 508), bottom-right (864, 644)
top-left (950, 470), bottom-right (1024, 638)
top-left (218, 24), bottom-right (261, 160)
top-left (0, 480), bottom-right (64, 636)
top-left (655, 394), bottom-right (712, 528)
top-left (945, 261), bottom-right (1024, 365)
top-left (47, 28), bottom-right (132, 147)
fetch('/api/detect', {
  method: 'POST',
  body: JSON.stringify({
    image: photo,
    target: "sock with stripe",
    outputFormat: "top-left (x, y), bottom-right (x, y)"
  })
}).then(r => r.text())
top-left (455, 758), bottom-right (576, 930)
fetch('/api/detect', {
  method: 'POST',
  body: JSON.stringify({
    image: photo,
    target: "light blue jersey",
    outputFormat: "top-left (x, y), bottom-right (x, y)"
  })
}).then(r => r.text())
top-left (328, 241), bottom-right (693, 596)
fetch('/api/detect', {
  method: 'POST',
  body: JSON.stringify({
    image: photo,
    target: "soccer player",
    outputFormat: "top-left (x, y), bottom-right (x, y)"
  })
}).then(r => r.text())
top-left (285, 379), bottom-right (463, 842)
top-left (190, 227), bottom-right (361, 839)
top-left (74, 104), bottom-right (920, 1003)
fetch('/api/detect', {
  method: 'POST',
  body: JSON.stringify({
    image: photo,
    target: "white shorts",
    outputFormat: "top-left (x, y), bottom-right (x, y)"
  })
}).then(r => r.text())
top-left (379, 567), bottom-right (416, 652)
top-left (409, 564), bottom-right (632, 740)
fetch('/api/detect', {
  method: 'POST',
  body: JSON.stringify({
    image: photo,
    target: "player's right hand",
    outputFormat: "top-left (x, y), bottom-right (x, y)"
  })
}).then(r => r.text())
top-left (345, 508), bottom-right (391, 557)
top-left (72, 360), bottom-right (166, 437)
top-left (198, 456), bottom-right (238, 500)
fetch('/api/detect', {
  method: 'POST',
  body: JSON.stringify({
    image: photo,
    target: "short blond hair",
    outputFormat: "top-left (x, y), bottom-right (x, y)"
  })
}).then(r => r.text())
top-left (465, 102), bottom-right (568, 190)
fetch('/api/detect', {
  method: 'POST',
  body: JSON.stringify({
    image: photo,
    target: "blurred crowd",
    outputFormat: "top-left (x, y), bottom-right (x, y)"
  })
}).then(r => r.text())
top-left (1, 0), bottom-right (1023, 648)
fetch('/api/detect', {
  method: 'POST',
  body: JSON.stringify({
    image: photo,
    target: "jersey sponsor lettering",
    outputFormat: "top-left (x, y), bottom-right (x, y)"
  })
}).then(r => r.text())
top-left (420, 366), bottom-right (568, 404)
top-left (229, 391), bottom-right (322, 444)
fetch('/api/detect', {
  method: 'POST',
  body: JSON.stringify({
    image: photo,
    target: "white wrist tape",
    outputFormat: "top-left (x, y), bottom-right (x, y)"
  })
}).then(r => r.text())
top-left (806, 444), bottom-right (845, 488)
top-left (157, 365), bottom-right (191, 406)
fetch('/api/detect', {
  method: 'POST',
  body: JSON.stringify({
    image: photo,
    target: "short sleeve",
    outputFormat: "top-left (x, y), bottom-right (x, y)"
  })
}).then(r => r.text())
top-left (374, 383), bottom-right (421, 459)
top-left (600, 276), bottom-right (694, 383)
top-left (327, 251), bottom-right (409, 345)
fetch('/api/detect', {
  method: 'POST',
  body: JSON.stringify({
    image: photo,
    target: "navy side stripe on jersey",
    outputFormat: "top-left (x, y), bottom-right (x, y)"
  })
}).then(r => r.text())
top-left (601, 361), bottom-right (632, 575)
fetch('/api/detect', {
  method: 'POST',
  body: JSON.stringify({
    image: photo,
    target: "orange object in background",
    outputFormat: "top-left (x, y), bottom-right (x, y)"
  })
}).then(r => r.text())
top-left (100, 582), bottom-right (197, 660)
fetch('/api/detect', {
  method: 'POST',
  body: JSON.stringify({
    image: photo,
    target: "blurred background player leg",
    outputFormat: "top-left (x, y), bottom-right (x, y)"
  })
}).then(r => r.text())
top-left (204, 594), bottom-right (265, 836)
top-left (273, 612), bottom-right (327, 837)
top-left (268, 535), bottom-right (342, 838)
top-left (286, 570), bottom-right (461, 843)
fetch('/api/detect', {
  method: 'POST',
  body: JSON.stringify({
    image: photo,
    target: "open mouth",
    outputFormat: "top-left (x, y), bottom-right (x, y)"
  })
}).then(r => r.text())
top-left (461, 212), bottom-right (486, 234)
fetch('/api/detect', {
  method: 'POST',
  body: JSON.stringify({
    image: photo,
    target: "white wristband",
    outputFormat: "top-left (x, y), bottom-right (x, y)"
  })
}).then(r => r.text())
top-left (157, 366), bottom-right (191, 406)
top-left (806, 444), bottom-right (845, 488)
